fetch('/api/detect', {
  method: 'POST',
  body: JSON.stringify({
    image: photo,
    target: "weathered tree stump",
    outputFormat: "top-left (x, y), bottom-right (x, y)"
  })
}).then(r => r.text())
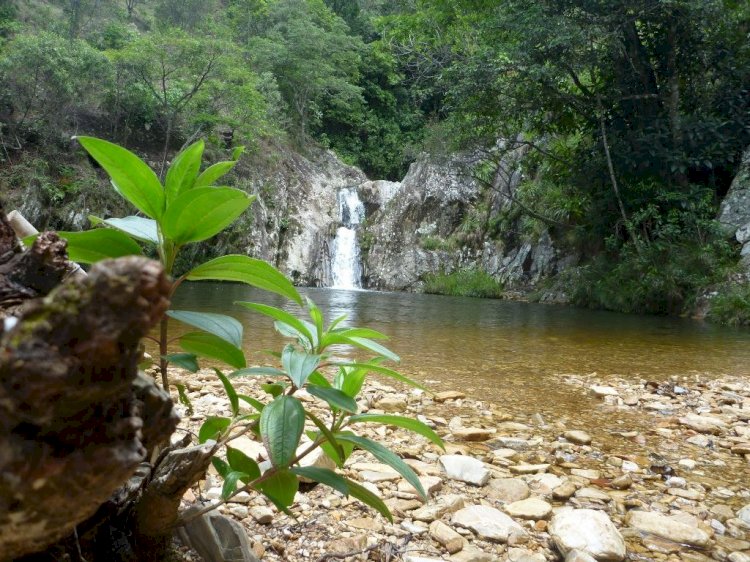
top-left (0, 206), bottom-right (182, 561)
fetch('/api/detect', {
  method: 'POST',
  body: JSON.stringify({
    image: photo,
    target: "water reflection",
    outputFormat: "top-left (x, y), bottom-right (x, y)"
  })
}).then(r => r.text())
top-left (169, 283), bottom-right (750, 414)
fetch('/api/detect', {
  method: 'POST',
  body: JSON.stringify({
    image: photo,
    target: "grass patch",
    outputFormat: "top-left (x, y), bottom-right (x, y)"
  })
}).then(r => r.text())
top-left (707, 283), bottom-right (750, 326)
top-left (423, 268), bottom-right (503, 298)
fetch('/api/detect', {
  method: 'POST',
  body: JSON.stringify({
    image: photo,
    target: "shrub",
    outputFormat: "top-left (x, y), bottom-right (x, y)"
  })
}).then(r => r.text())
top-left (707, 283), bottom-right (750, 326)
top-left (423, 268), bottom-right (504, 298)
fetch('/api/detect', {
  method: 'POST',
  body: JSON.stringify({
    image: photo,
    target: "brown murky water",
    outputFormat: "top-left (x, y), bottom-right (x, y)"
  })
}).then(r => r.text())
top-left (166, 283), bottom-right (750, 490)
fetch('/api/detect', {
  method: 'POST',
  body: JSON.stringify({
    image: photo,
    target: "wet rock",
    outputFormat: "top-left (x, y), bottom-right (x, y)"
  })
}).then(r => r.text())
top-left (625, 511), bottom-right (711, 547)
top-left (453, 505), bottom-right (526, 542)
top-left (504, 497), bottom-right (552, 520)
top-left (549, 509), bottom-right (626, 561)
top-left (489, 437), bottom-right (538, 451)
top-left (440, 455), bottom-right (491, 486)
top-left (487, 478), bottom-right (530, 503)
top-left (564, 430), bottom-right (592, 445)
top-left (590, 386), bottom-right (619, 398)
top-left (429, 520), bottom-right (464, 554)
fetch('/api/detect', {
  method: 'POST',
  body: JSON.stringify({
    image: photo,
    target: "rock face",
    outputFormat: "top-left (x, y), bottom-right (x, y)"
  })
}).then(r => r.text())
top-left (549, 509), bottom-right (626, 561)
top-left (361, 148), bottom-right (570, 294)
top-left (718, 147), bottom-right (750, 268)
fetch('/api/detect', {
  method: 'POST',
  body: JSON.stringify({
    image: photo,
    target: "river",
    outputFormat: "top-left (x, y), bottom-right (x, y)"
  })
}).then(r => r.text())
top-left (170, 283), bottom-right (750, 413)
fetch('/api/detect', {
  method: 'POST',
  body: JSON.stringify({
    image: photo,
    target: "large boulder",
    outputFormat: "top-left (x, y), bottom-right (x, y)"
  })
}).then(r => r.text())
top-left (718, 147), bottom-right (750, 267)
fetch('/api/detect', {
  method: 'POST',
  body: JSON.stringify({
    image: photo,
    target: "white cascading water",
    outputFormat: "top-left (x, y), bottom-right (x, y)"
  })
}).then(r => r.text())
top-left (330, 187), bottom-right (365, 289)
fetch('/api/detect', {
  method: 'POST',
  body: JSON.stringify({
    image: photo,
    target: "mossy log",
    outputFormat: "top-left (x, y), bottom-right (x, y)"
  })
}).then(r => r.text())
top-left (0, 207), bottom-right (180, 561)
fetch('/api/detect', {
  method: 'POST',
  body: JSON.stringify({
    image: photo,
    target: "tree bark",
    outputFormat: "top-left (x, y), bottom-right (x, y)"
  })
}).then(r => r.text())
top-left (0, 207), bottom-right (178, 561)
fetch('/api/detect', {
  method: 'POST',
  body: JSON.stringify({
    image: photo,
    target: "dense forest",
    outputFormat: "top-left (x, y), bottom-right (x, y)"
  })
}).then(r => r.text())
top-left (1, 0), bottom-right (749, 319)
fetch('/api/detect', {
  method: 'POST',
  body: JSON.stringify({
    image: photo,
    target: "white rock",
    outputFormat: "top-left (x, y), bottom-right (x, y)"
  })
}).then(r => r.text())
top-left (487, 478), bottom-right (530, 503)
top-left (625, 511), bottom-right (711, 547)
top-left (678, 413), bottom-right (727, 434)
top-left (549, 509), bottom-right (626, 561)
top-left (737, 504), bottom-right (750, 526)
top-left (439, 455), bottom-right (490, 486)
top-left (452, 505), bottom-right (526, 543)
top-left (590, 386), bottom-right (619, 397)
top-left (564, 430), bottom-right (592, 445)
top-left (504, 497), bottom-right (552, 520)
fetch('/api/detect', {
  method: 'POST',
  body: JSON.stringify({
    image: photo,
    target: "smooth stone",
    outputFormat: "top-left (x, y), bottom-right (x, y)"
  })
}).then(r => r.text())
top-left (625, 511), bottom-right (711, 547)
top-left (510, 463), bottom-right (549, 475)
top-left (549, 509), bottom-right (626, 561)
top-left (508, 548), bottom-right (545, 562)
top-left (178, 511), bottom-right (260, 562)
top-left (570, 469), bottom-right (600, 480)
top-left (249, 506), bottom-right (273, 525)
top-left (487, 478), bottom-right (530, 503)
top-left (435, 390), bottom-right (467, 402)
top-left (440, 455), bottom-right (491, 486)
top-left (565, 550), bottom-right (598, 562)
top-left (488, 437), bottom-right (537, 451)
top-left (229, 437), bottom-right (267, 462)
top-left (728, 553), bottom-right (750, 562)
top-left (575, 487), bottom-right (612, 502)
top-left (665, 476), bottom-right (687, 489)
top-left (590, 386), bottom-right (619, 397)
top-left (737, 504), bottom-right (750, 526)
top-left (565, 430), bottom-right (592, 445)
top-left (429, 520), bottom-right (464, 554)
top-left (450, 546), bottom-right (497, 562)
top-left (528, 473), bottom-right (563, 494)
top-left (553, 481), bottom-right (578, 500)
top-left (398, 475), bottom-right (443, 497)
top-left (678, 413), bottom-right (727, 434)
top-left (504, 497), bottom-right (552, 520)
top-left (610, 474), bottom-right (632, 490)
top-left (452, 427), bottom-right (496, 442)
top-left (668, 487), bottom-right (704, 501)
top-left (412, 494), bottom-right (466, 522)
top-left (404, 556), bottom-right (445, 562)
top-left (452, 505), bottom-right (526, 543)
top-left (347, 517), bottom-right (383, 531)
top-left (375, 395), bottom-right (408, 412)
top-left (361, 470), bottom-right (401, 483)
top-left (327, 535), bottom-right (367, 555)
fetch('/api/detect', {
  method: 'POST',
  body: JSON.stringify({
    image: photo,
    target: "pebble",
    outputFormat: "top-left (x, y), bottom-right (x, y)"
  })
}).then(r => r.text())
top-left (439, 455), bottom-right (491, 486)
top-left (429, 520), bottom-right (464, 553)
top-left (564, 430), bottom-right (592, 445)
top-left (504, 497), bottom-right (552, 520)
top-left (625, 511), bottom-right (711, 547)
top-left (488, 478), bottom-right (530, 503)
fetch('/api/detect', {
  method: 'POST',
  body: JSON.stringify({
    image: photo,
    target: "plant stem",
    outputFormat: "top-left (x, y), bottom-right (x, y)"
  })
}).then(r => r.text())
top-left (159, 317), bottom-right (169, 390)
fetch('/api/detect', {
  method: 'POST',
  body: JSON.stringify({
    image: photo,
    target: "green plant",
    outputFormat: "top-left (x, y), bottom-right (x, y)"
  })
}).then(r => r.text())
top-left (707, 283), bottom-right (750, 326)
top-left (423, 268), bottom-right (504, 298)
top-left (55, 136), bottom-right (441, 524)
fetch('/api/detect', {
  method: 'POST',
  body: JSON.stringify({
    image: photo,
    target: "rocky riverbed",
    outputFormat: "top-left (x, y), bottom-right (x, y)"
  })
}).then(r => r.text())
top-left (168, 368), bottom-right (750, 562)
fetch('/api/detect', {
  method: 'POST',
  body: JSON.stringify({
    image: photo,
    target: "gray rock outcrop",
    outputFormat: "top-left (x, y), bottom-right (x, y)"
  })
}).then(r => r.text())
top-left (718, 147), bottom-right (750, 268)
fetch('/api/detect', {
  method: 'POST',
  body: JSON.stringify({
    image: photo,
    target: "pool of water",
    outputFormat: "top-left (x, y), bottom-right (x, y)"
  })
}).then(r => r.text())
top-left (168, 283), bottom-right (750, 414)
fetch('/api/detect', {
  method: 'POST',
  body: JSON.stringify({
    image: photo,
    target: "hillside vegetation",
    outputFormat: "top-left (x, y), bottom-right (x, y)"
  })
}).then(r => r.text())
top-left (1, 0), bottom-right (749, 317)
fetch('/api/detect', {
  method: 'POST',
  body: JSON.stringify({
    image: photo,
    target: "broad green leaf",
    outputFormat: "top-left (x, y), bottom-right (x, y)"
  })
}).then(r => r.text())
top-left (214, 368), bottom-right (239, 417)
top-left (222, 471), bottom-right (248, 500)
top-left (230, 367), bottom-right (286, 378)
top-left (257, 469), bottom-right (298, 509)
top-left (226, 446), bottom-right (261, 480)
top-left (176, 383), bottom-right (194, 416)
top-left (261, 383), bottom-right (285, 397)
top-left (56, 229), bottom-right (142, 264)
top-left (89, 215), bottom-right (158, 244)
top-left (291, 467), bottom-right (348, 495)
top-left (180, 332), bottom-right (246, 369)
top-left (336, 363), bottom-right (426, 392)
top-left (187, 255), bottom-right (302, 305)
top-left (330, 327), bottom-right (389, 340)
top-left (166, 353), bottom-right (199, 372)
top-left (305, 411), bottom-right (344, 466)
top-left (168, 310), bottom-right (243, 348)
top-left (198, 416), bottom-right (231, 443)
top-left (260, 396), bottom-right (305, 467)
top-left (76, 136), bottom-right (164, 219)
top-left (232, 146), bottom-right (245, 160)
top-left (238, 394), bottom-right (265, 412)
top-left (306, 298), bottom-right (324, 347)
top-left (165, 139), bottom-right (204, 202)
top-left (162, 187), bottom-right (253, 245)
top-left (281, 345), bottom-right (321, 388)
top-left (307, 371), bottom-right (331, 388)
top-left (195, 160), bottom-right (237, 187)
top-left (336, 364), bottom-right (369, 397)
top-left (235, 302), bottom-right (313, 346)
top-left (328, 313), bottom-right (348, 331)
top-left (307, 385), bottom-right (358, 413)
top-left (344, 478), bottom-right (393, 522)
top-left (313, 429), bottom-right (356, 467)
top-left (336, 434), bottom-right (426, 500)
top-left (345, 337), bottom-right (400, 363)
top-left (212, 457), bottom-right (230, 478)
top-left (347, 414), bottom-right (444, 448)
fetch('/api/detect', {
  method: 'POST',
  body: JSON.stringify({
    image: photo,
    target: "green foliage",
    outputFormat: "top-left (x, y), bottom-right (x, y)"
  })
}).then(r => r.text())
top-left (72, 136), bottom-right (441, 523)
top-left (707, 284), bottom-right (750, 327)
top-left (423, 268), bottom-right (504, 298)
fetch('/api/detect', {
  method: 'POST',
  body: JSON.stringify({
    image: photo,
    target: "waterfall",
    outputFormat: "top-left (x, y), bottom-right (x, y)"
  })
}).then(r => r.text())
top-left (330, 187), bottom-right (365, 289)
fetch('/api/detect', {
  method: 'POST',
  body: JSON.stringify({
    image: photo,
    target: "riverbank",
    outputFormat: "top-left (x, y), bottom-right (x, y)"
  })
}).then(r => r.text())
top-left (168, 368), bottom-right (750, 561)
